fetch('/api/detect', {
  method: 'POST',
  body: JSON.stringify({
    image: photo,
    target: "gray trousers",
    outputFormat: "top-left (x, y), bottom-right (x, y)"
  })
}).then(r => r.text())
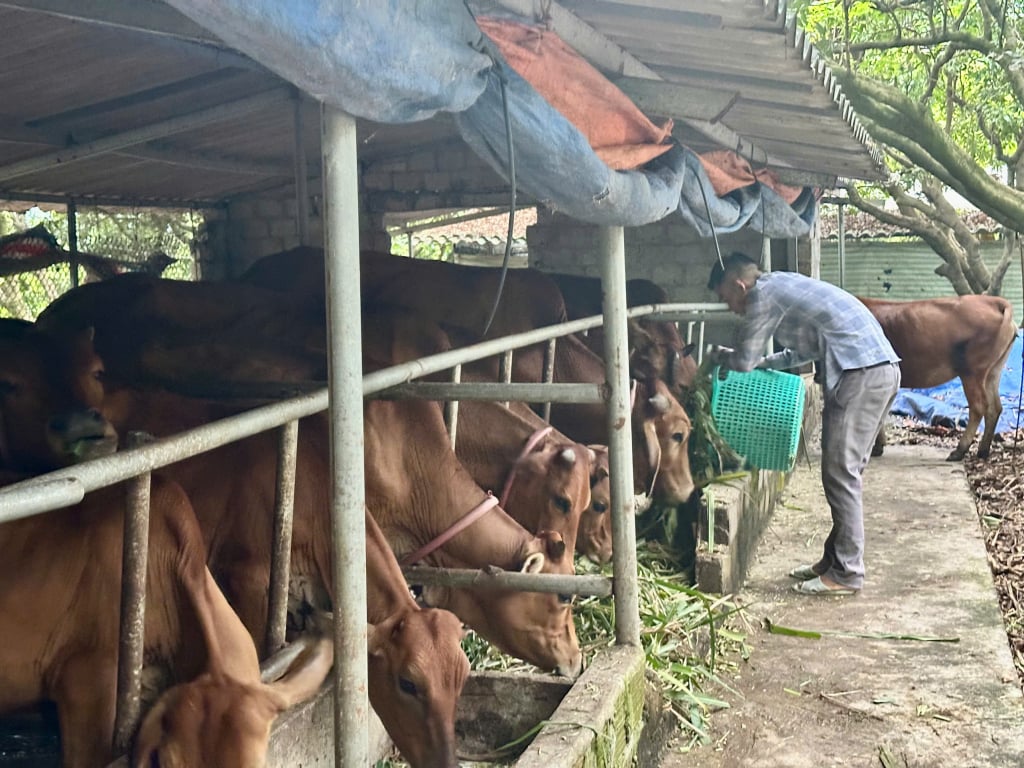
top-left (815, 362), bottom-right (900, 589)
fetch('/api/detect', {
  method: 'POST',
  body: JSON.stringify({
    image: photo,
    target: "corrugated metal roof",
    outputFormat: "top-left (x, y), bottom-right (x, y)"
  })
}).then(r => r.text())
top-left (0, 1), bottom-right (882, 211)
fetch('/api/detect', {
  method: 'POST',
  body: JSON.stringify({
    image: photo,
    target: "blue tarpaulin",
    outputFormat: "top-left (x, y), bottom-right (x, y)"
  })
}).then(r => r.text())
top-left (163, 0), bottom-right (818, 237)
top-left (890, 332), bottom-right (1024, 434)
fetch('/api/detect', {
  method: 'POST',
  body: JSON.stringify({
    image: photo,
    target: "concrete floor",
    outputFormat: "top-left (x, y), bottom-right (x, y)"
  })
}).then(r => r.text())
top-left (659, 443), bottom-right (1024, 768)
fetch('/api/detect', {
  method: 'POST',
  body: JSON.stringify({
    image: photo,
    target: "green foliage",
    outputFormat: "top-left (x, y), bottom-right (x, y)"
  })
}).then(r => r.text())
top-left (684, 361), bottom-right (746, 490)
top-left (793, 0), bottom-right (1022, 168)
top-left (461, 545), bottom-right (750, 752)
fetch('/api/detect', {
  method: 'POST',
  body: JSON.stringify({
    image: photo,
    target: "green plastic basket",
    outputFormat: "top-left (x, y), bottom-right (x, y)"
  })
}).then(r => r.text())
top-left (711, 367), bottom-right (806, 471)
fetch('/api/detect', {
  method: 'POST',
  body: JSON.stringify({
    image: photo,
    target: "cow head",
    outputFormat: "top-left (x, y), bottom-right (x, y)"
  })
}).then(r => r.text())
top-left (627, 321), bottom-right (698, 398)
top-left (367, 608), bottom-right (469, 768)
top-left (133, 636), bottom-right (333, 768)
top-left (504, 440), bottom-right (592, 556)
top-left (0, 322), bottom-right (117, 471)
top-left (633, 378), bottom-right (695, 507)
top-left (577, 445), bottom-right (613, 565)
top-left (423, 531), bottom-right (583, 680)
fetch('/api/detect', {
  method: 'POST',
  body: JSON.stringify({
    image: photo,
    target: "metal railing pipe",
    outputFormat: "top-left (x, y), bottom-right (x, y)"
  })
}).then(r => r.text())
top-left (373, 382), bottom-right (604, 403)
top-left (0, 389), bottom-right (329, 522)
top-left (402, 567), bottom-right (612, 598)
top-left (265, 419), bottom-right (300, 657)
top-left (112, 435), bottom-right (152, 754)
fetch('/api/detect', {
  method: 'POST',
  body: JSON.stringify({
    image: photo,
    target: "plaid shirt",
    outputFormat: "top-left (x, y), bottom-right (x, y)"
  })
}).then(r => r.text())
top-left (726, 271), bottom-right (899, 392)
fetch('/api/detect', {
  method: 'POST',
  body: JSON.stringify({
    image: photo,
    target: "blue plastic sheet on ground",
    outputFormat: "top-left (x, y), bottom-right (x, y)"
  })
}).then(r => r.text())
top-left (890, 331), bottom-right (1024, 434)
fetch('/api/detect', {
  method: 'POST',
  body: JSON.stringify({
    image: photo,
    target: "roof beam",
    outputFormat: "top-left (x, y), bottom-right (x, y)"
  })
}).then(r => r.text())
top-left (0, 87), bottom-right (293, 183)
top-left (0, 115), bottom-right (292, 176)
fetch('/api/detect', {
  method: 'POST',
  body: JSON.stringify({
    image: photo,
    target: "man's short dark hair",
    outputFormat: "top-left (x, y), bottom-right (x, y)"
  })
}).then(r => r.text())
top-left (707, 251), bottom-right (760, 291)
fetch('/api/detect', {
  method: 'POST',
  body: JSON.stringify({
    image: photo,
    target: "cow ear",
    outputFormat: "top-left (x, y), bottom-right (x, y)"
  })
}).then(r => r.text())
top-left (265, 635), bottom-right (333, 711)
top-left (132, 695), bottom-right (170, 768)
top-left (521, 552), bottom-right (546, 574)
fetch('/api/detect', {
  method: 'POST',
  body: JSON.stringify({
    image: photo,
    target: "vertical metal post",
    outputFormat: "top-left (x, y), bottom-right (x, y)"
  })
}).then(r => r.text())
top-left (265, 419), bottom-right (299, 657)
top-left (67, 199), bottom-right (79, 288)
top-left (445, 364), bottom-right (462, 450)
top-left (113, 434), bottom-right (153, 754)
top-left (499, 350), bottom-right (513, 408)
top-left (809, 198), bottom-right (821, 280)
top-left (837, 202), bottom-right (846, 289)
top-left (598, 225), bottom-right (640, 646)
top-left (322, 105), bottom-right (369, 767)
top-left (541, 338), bottom-right (556, 421)
top-left (293, 93), bottom-right (310, 246)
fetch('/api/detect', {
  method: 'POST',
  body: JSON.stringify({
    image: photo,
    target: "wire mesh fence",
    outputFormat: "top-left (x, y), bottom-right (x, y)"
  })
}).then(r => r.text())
top-left (0, 206), bottom-right (203, 320)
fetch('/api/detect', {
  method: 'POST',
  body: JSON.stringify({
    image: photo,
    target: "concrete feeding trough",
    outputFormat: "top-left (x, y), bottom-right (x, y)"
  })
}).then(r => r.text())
top-left (269, 645), bottom-right (646, 766)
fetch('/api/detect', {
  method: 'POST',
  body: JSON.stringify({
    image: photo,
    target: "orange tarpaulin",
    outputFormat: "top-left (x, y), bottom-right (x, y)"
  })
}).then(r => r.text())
top-left (478, 18), bottom-right (673, 171)
top-left (698, 150), bottom-right (804, 205)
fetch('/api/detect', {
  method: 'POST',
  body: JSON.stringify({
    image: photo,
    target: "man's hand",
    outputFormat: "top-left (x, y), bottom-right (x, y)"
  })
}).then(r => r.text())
top-left (704, 344), bottom-right (734, 368)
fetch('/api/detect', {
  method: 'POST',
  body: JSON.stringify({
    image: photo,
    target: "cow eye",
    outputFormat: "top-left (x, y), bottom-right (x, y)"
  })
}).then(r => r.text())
top-left (554, 496), bottom-right (572, 515)
top-left (398, 677), bottom-right (418, 696)
top-left (672, 431), bottom-right (685, 444)
top-left (558, 593), bottom-right (575, 605)
top-left (591, 501), bottom-right (608, 514)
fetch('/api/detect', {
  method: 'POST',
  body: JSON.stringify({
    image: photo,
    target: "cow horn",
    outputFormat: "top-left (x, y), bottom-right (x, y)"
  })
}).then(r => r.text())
top-left (558, 447), bottom-right (577, 465)
top-left (648, 393), bottom-right (670, 414)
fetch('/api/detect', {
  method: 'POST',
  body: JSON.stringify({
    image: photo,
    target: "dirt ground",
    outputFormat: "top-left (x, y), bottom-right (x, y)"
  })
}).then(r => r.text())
top-left (657, 420), bottom-right (1024, 768)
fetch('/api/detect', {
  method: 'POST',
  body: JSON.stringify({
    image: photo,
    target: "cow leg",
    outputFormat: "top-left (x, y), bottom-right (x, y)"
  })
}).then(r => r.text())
top-left (53, 651), bottom-right (117, 768)
top-left (976, 370), bottom-right (1005, 460)
top-left (218, 559), bottom-right (271, 650)
top-left (949, 376), bottom-right (986, 461)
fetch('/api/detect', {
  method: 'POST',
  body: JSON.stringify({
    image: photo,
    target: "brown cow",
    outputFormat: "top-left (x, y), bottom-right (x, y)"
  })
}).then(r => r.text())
top-left (459, 330), bottom-right (696, 509)
top-left (860, 295), bottom-right (1018, 461)
top-left (361, 395), bottom-right (582, 679)
top-left (0, 323), bottom-right (117, 471)
top-left (0, 474), bottom-right (331, 768)
top-left (240, 248), bottom-right (696, 396)
top-left (550, 271), bottom-right (699, 396)
top-left (0, 328), bottom-right (471, 768)
top-left (453, 398), bottom-right (593, 557)
top-left (579, 444), bottom-right (613, 565)
top-left (32, 299), bottom-right (584, 680)
top-left (34, 272), bottom-right (326, 391)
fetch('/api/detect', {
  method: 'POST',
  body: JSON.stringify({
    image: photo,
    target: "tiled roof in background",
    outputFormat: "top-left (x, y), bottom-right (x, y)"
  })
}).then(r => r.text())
top-left (818, 206), bottom-right (1002, 240)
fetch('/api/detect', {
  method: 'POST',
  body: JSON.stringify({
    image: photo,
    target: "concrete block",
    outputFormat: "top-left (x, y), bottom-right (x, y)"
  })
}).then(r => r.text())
top-left (515, 645), bottom-right (646, 768)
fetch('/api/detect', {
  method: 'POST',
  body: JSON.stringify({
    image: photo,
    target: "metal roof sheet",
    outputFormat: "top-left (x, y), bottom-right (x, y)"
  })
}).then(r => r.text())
top-left (0, 1), bottom-right (883, 212)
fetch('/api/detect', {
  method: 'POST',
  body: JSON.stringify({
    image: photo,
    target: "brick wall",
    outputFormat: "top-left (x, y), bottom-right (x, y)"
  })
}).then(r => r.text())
top-left (526, 210), bottom-right (769, 304)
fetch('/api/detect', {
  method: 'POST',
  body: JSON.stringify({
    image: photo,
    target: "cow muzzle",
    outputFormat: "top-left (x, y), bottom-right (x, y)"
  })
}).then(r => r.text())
top-left (48, 408), bottom-right (119, 463)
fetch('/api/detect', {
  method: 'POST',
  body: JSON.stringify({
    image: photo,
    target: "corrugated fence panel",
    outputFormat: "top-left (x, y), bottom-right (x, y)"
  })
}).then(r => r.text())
top-left (819, 241), bottom-right (1024, 324)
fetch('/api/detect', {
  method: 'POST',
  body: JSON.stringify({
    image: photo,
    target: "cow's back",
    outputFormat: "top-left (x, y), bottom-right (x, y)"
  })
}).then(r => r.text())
top-left (860, 295), bottom-right (1016, 388)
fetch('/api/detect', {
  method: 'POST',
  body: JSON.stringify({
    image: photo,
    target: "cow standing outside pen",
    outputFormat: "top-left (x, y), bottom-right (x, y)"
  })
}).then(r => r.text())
top-left (707, 252), bottom-right (900, 596)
